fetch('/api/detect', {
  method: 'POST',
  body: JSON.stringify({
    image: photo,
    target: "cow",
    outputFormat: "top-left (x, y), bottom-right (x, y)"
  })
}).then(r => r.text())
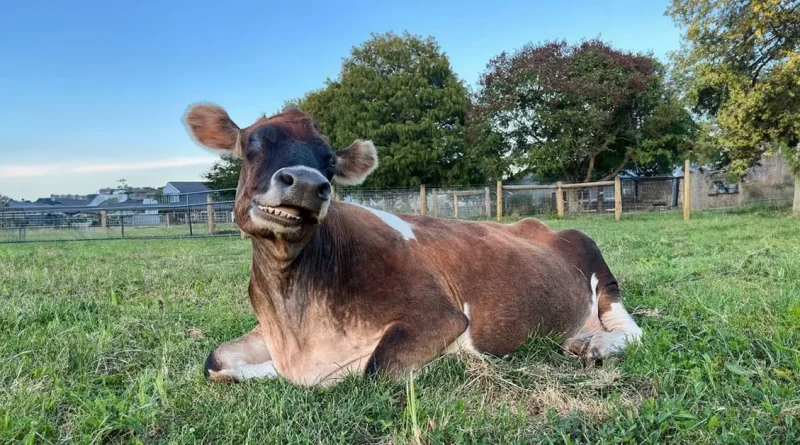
top-left (182, 103), bottom-right (643, 386)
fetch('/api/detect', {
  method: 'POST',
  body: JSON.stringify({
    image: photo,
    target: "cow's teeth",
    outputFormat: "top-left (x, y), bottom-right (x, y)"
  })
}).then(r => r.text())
top-left (257, 205), bottom-right (301, 220)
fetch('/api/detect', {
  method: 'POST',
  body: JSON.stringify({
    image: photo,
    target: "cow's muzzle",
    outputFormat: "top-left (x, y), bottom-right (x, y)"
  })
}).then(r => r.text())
top-left (251, 167), bottom-right (332, 226)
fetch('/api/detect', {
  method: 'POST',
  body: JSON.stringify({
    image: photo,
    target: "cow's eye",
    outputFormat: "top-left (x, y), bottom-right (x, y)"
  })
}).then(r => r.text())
top-left (245, 142), bottom-right (261, 161)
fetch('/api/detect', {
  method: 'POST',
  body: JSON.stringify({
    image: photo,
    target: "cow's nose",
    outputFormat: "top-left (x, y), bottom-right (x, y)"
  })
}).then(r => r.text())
top-left (272, 167), bottom-right (332, 211)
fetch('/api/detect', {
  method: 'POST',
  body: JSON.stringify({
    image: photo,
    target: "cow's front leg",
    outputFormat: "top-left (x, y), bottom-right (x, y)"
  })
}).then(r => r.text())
top-left (204, 325), bottom-right (277, 383)
top-left (366, 308), bottom-right (468, 380)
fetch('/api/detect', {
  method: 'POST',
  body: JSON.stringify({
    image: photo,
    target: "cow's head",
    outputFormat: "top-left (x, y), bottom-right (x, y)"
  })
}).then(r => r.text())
top-left (183, 103), bottom-right (377, 238)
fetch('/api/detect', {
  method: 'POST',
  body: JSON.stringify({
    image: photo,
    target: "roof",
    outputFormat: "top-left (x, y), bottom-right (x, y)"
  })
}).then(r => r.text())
top-left (7, 200), bottom-right (37, 209)
top-left (103, 199), bottom-right (149, 208)
top-left (4, 200), bottom-right (66, 211)
top-left (53, 198), bottom-right (93, 207)
top-left (165, 182), bottom-right (212, 194)
top-left (34, 198), bottom-right (60, 206)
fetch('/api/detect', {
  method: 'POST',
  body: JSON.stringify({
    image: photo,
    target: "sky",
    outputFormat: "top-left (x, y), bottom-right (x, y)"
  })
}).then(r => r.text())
top-left (0, 0), bottom-right (683, 200)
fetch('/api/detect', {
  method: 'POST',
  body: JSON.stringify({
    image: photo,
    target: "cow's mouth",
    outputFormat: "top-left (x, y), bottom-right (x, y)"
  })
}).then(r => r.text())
top-left (251, 203), bottom-right (316, 226)
top-left (257, 204), bottom-right (302, 221)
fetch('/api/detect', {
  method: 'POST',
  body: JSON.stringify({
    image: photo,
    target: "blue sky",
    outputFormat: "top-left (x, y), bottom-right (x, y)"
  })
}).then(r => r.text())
top-left (0, 0), bottom-right (683, 200)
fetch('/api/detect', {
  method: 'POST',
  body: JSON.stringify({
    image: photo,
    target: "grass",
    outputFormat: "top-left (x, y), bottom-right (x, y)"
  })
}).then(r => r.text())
top-left (1, 207), bottom-right (798, 444)
top-left (0, 222), bottom-right (241, 243)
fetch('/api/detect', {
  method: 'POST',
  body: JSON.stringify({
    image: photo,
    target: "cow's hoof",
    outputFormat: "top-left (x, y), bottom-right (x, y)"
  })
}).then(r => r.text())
top-left (585, 332), bottom-right (615, 360)
top-left (563, 335), bottom-right (591, 356)
top-left (206, 369), bottom-right (237, 383)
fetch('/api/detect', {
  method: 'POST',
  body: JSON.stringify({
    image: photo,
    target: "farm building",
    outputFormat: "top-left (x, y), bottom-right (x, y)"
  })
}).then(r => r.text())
top-left (163, 182), bottom-right (213, 205)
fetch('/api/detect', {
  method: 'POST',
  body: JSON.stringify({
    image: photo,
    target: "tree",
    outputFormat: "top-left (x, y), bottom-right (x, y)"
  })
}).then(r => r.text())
top-left (203, 154), bottom-right (242, 190)
top-left (470, 38), bottom-right (696, 183)
top-left (292, 31), bottom-right (483, 188)
top-left (116, 178), bottom-right (133, 193)
top-left (0, 194), bottom-right (10, 207)
top-left (667, 0), bottom-right (800, 213)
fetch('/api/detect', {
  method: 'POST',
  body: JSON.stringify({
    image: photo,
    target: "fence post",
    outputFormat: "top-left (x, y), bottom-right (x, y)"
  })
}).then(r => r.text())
top-left (186, 198), bottom-right (193, 236)
top-left (496, 180), bottom-right (503, 221)
top-left (419, 185), bottom-right (426, 216)
top-left (794, 175), bottom-right (800, 215)
top-left (206, 195), bottom-right (215, 234)
top-left (614, 176), bottom-right (622, 221)
top-left (683, 159), bottom-right (692, 220)
top-left (556, 182), bottom-right (565, 218)
top-left (120, 212), bottom-right (125, 238)
top-left (484, 187), bottom-right (491, 217)
top-left (166, 213), bottom-right (171, 227)
top-left (431, 188), bottom-right (439, 217)
top-left (453, 192), bottom-right (459, 219)
top-left (100, 210), bottom-right (107, 228)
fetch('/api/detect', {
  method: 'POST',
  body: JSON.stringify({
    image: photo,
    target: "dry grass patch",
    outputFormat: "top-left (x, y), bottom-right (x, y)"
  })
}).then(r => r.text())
top-left (452, 353), bottom-right (653, 421)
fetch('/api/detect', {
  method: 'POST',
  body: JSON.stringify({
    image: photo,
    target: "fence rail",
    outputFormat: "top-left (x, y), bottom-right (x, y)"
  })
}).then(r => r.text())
top-left (2, 159), bottom-right (795, 243)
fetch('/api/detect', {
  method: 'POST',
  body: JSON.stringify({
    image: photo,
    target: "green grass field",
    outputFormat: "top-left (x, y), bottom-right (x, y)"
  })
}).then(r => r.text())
top-left (1, 207), bottom-right (798, 444)
top-left (0, 222), bottom-right (242, 243)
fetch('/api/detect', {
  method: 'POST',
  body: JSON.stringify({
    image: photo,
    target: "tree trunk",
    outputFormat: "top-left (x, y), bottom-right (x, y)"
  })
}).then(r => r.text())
top-left (794, 174), bottom-right (800, 215)
top-left (585, 153), bottom-right (596, 182)
top-left (600, 151), bottom-right (632, 181)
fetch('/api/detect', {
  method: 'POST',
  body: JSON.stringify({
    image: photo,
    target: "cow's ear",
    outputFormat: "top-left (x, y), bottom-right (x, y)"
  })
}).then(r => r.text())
top-left (333, 140), bottom-right (378, 185)
top-left (183, 103), bottom-right (242, 155)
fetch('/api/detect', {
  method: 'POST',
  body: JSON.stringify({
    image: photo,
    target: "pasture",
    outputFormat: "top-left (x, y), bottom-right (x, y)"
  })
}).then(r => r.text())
top-left (1, 207), bottom-right (798, 444)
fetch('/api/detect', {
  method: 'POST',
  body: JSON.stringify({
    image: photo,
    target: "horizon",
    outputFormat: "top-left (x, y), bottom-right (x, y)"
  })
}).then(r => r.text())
top-left (0, 0), bottom-right (682, 201)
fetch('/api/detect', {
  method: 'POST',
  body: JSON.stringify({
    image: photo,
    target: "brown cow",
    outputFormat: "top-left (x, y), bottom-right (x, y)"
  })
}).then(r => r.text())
top-left (182, 103), bottom-right (643, 386)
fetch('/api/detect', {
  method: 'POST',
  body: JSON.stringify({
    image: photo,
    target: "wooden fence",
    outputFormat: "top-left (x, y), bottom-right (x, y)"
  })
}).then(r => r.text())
top-left (410, 167), bottom-right (694, 222)
top-left (496, 178), bottom-right (620, 221)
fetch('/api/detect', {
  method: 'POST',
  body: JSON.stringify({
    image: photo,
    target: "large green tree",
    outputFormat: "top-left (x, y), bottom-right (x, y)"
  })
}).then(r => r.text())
top-left (470, 39), bottom-right (696, 183)
top-left (0, 194), bottom-right (10, 207)
top-left (667, 0), bottom-right (800, 213)
top-left (293, 32), bottom-right (483, 188)
top-left (203, 154), bottom-right (242, 190)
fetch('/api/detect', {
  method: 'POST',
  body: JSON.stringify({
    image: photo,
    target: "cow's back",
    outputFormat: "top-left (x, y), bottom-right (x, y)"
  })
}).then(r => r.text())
top-left (400, 215), bottom-right (594, 356)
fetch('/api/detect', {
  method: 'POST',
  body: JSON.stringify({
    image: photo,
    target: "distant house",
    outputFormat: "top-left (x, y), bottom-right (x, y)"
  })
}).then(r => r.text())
top-left (162, 181), bottom-right (213, 205)
top-left (103, 198), bottom-right (161, 225)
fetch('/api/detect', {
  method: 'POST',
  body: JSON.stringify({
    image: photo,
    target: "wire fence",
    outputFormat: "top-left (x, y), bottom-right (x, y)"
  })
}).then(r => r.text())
top-left (1, 166), bottom-right (795, 244)
top-left (0, 190), bottom-right (238, 243)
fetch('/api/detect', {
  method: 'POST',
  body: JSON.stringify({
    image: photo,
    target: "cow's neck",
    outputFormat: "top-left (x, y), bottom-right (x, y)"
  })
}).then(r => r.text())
top-left (247, 210), bottom-right (347, 327)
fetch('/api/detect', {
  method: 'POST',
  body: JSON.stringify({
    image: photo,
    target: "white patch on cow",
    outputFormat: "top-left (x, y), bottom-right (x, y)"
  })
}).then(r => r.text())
top-left (600, 302), bottom-right (643, 352)
top-left (351, 203), bottom-right (416, 240)
top-left (589, 273), bottom-right (599, 316)
top-left (218, 360), bottom-right (278, 381)
top-left (563, 272), bottom-right (643, 359)
top-left (444, 303), bottom-right (482, 357)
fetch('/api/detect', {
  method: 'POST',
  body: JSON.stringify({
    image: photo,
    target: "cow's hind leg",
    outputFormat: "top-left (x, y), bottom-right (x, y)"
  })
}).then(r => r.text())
top-left (204, 325), bottom-right (277, 382)
top-left (563, 274), bottom-right (642, 360)
top-left (366, 308), bottom-right (468, 381)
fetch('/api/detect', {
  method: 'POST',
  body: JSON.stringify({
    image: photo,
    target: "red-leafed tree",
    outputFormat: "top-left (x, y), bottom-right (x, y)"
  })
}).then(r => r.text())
top-left (470, 38), bottom-right (696, 182)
